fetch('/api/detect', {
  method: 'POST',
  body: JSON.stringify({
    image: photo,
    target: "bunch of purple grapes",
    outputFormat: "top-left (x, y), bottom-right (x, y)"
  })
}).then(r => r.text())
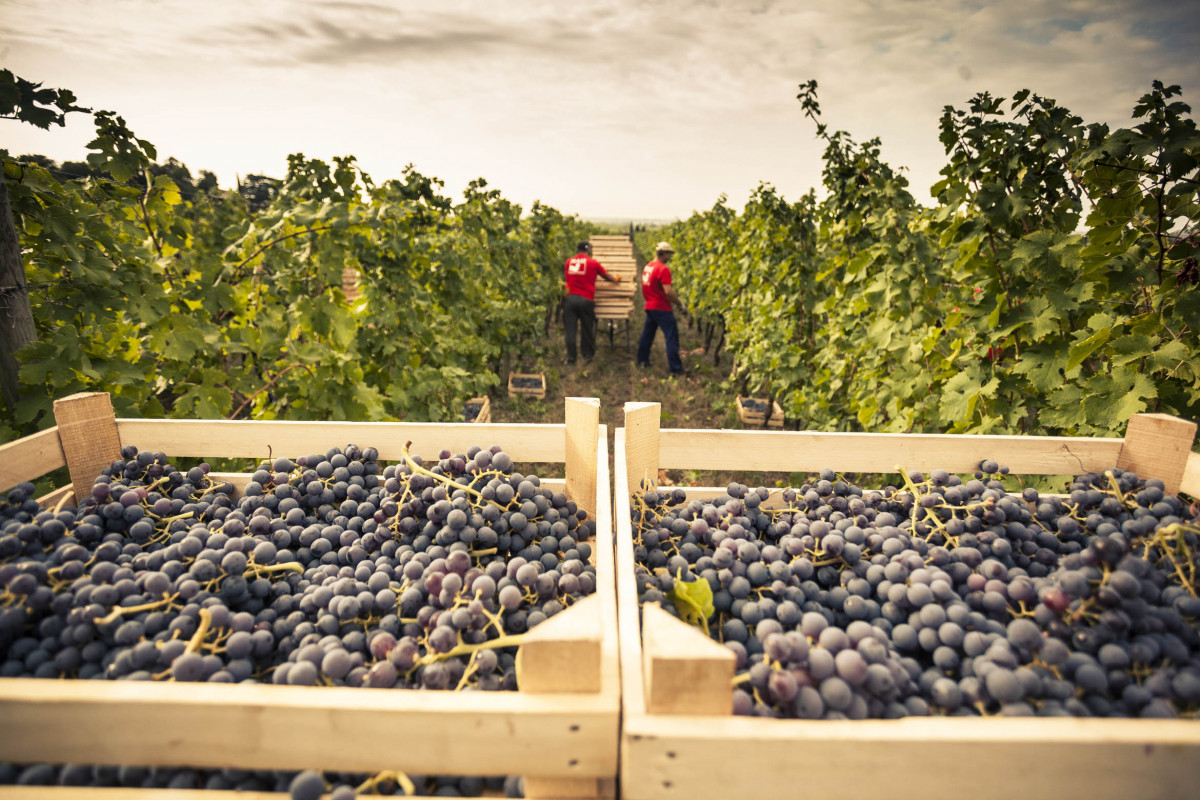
top-left (633, 462), bottom-right (1200, 719)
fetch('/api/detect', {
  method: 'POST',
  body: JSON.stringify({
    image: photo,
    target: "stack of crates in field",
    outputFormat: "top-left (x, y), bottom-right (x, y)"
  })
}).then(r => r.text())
top-left (589, 234), bottom-right (639, 325)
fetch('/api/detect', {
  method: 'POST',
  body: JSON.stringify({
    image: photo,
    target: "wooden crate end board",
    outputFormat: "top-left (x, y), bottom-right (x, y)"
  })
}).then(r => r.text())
top-left (1116, 413), bottom-right (1198, 496)
top-left (53, 392), bottom-right (122, 505)
top-left (641, 603), bottom-right (734, 716)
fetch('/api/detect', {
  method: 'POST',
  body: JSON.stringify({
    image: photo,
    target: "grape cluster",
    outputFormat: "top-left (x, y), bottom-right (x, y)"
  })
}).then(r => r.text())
top-left (0, 440), bottom-right (596, 692)
top-left (633, 463), bottom-right (1200, 719)
top-left (0, 762), bottom-right (524, 798)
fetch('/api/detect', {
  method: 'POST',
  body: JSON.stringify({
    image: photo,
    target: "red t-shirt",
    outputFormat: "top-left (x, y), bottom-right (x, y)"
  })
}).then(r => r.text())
top-left (564, 253), bottom-right (609, 301)
top-left (641, 260), bottom-right (673, 312)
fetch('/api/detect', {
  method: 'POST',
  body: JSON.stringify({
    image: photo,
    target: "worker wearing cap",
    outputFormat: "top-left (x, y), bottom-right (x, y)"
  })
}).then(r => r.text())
top-left (563, 241), bottom-right (621, 365)
top-left (636, 241), bottom-right (685, 375)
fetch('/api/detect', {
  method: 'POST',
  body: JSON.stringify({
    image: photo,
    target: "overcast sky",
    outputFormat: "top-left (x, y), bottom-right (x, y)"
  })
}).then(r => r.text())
top-left (3, 0), bottom-right (1198, 220)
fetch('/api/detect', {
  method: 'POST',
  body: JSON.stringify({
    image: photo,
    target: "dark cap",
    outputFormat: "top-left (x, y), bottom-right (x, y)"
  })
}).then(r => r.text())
top-left (577, 241), bottom-right (591, 253)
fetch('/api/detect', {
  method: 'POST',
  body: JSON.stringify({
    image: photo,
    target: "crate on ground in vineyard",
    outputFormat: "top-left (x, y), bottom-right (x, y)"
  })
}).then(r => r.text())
top-left (0, 392), bottom-right (618, 800)
top-left (615, 401), bottom-right (1200, 800)
top-left (463, 395), bottom-right (492, 423)
top-left (508, 373), bottom-right (547, 400)
top-left (735, 395), bottom-right (783, 429)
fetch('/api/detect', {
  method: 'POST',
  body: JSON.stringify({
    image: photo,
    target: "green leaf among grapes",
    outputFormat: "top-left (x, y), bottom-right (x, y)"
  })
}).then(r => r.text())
top-left (670, 571), bottom-right (714, 635)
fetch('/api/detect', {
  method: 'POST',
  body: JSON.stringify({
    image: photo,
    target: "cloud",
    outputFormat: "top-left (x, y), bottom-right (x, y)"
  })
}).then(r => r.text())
top-left (1, 0), bottom-right (1197, 218)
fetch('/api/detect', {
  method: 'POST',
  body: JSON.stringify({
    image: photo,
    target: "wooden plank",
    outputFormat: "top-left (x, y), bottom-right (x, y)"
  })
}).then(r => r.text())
top-left (1115, 413), bottom-right (1198, 496)
top-left (613, 429), bottom-right (647, 720)
top-left (622, 714), bottom-right (1200, 800)
top-left (53, 393), bottom-right (122, 505)
top-left (35, 484), bottom-right (74, 509)
top-left (516, 594), bottom-right (603, 695)
top-left (657, 428), bottom-right (1125, 475)
top-left (564, 397), bottom-right (600, 516)
top-left (0, 426), bottom-right (66, 491)
top-left (521, 594), bottom-right (605, 799)
top-left (624, 403), bottom-right (660, 495)
top-left (115, 420), bottom-right (567, 463)
top-left (1181, 450), bottom-right (1200, 499)
top-left (641, 603), bottom-right (734, 716)
top-left (0, 678), bottom-right (615, 777)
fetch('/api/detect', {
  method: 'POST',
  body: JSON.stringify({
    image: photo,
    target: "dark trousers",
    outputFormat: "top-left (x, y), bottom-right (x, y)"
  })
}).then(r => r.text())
top-left (563, 294), bottom-right (596, 362)
top-left (637, 309), bottom-right (683, 372)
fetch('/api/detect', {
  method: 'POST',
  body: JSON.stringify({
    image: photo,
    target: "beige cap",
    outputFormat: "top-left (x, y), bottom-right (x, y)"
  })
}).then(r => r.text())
top-left (655, 241), bottom-right (675, 253)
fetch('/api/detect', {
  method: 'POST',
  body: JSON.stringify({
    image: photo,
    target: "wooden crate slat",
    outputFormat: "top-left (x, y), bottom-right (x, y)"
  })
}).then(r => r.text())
top-left (658, 428), bottom-right (1126, 475)
top-left (1115, 413), bottom-right (1197, 496)
top-left (622, 714), bottom-right (1200, 800)
top-left (115, 419), bottom-right (566, 462)
top-left (0, 678), bottom-right (614, 776)
top-left (1182, 450), bottom-right (1200, 498)
top-left (54, 393), bottom-right (123, 504)
top-left (564, 397), bottom-right (600, 516)
top-left (0, 426), bottom-right (66, 492)
top-left (35, 484), bottom-right (74, 509)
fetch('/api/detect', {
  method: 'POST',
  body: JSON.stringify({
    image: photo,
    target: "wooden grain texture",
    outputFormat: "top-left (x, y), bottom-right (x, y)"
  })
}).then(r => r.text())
top-left (115, 420), bottom-right (566, 462)
top-left (564, 397), bottom-right (600, 516)
top-left (0, 675), bottom-right (614, 778)
top-left (0, 426), bottom-right (65, 491)
top-left (1115, 413), bottom-right (1198, 496)
top-left (623, 403), bottom-right (660, 494)
top-left (613, 429), bottom-right (647, 720)
top-left (641, 603), bottom-right (734, 716)
top-left (657, 428), bottom-right (1125, 475)
top-left (53, 393), bottom-right (122, 504)
top-left (1181, 450), bottom-right (1200, 499)
top-left (517, 594), bottom-right (603, 695)
top-left (622, 714), bottom-right (1200, 800)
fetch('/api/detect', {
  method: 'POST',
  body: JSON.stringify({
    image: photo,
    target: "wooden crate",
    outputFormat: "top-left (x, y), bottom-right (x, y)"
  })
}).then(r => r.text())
top-left (509, 373), bottom-right (547, 400)
top-left (735, 395), bottom-right (783, 429)
top-left (0, 393), bottom-right (618, 800)
top-left (615, 402), bottom-right (1200, 800)
top-left (464, 395), bottom-right (492, 424)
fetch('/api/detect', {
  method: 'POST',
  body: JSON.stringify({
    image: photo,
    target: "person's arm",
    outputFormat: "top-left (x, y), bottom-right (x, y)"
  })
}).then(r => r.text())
top-left (663, 284), bottom-right (684, 312)
top-left (595, 259), bottom-right (620, 283)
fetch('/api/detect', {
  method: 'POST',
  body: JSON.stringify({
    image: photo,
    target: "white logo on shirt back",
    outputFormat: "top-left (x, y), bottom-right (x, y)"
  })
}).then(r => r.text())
top-left (568, 258), bottom-right (587, 275)
top-left (642, 264), bottom-right (654, 287)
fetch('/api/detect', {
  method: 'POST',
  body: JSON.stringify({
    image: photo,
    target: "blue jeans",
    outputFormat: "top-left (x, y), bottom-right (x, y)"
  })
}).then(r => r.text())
top-left (637, 310), bottom-right (683, 372)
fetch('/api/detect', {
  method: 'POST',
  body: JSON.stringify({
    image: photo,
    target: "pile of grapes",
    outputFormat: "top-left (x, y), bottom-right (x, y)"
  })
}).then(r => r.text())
top-left (632, 463), bottom-right (1200, 719)
top-left (0, 763), bottom-right (523, 798)
top-left (0, 441), bottom-right (597, 691)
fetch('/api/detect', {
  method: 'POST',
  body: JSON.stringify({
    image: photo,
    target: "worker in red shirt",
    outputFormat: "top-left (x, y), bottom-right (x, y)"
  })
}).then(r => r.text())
top-left (563, 241), bottom-right (621, 365)
top-left (636, 241), bottom-right (685, 375)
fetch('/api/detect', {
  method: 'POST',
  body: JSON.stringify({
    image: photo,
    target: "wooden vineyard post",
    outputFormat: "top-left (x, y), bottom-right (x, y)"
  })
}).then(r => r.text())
top-left (624, 402), bottom-right (660, 494)
top-left (641, 603), bottom-right (735, 716)
top-left (518, 594), bottom-right (605, 799)
top-left (52, 392), bottom-right (121, 504)
top-left (1116, 413), bottom-right (1198, 497)
top-left (564, 397), bottom-right (600, 516)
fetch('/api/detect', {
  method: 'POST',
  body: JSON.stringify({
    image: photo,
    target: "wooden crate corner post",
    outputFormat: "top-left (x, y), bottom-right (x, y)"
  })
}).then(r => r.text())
top-left (518, 593), bottom-right (605, 799)
top-left (52, 392), bottom-right (122, 504)
top-left (1116, 413), bottom-right (1198, 497)
top-left (624, 402), bottom-right (661, 495)
top-left (564, 397), bottom-right (600, 516)
top-left (641, 602), bottom-right (735, 716)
